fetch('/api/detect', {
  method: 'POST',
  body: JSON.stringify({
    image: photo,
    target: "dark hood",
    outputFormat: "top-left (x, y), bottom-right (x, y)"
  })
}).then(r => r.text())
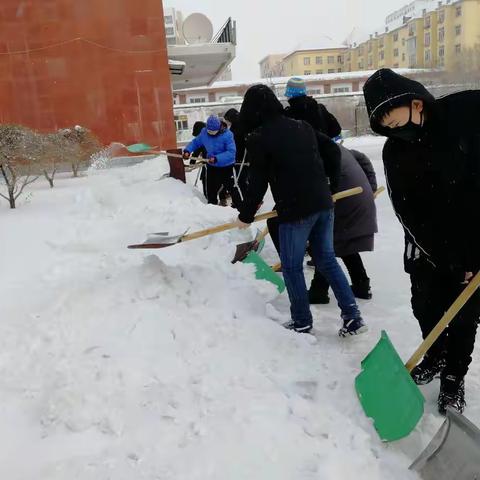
top-left (239, 84), bottom-right (284, 135)
top-left (363, 69), bottom-right (436, 136)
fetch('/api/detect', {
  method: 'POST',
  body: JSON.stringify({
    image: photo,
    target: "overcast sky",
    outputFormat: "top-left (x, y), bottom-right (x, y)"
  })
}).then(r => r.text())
top-left (166, 0), bottom-right (409, 80)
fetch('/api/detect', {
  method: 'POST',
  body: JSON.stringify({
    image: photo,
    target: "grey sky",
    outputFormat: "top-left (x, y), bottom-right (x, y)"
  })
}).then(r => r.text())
top-left (167, 0), bottom-right (409, 80)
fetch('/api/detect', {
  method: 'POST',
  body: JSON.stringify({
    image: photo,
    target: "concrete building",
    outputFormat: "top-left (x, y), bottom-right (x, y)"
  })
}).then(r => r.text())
top-left (259, 54), bottom-right (287, 78)
top-left (0, 0), bottom-right (176, 149)
top-left (163, 7), bottom-right (184, 46)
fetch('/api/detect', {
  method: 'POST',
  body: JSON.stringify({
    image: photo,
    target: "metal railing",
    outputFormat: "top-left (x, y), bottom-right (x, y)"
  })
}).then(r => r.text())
top-left (212, 17), bottom-right (237, 45)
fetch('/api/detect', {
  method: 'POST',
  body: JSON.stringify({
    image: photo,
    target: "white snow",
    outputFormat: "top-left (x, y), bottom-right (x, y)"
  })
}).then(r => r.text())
top-left (1, 136), bottom-right (479, 479)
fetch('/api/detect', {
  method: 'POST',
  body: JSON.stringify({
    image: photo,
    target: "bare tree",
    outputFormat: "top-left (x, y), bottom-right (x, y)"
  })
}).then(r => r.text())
top-left (0, 125), bottom-right (39, 209)
top-left (58, 126), bottom-right (102, 177)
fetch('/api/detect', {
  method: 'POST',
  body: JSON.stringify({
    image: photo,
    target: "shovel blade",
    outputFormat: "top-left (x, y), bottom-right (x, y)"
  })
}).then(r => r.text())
top-left (128, 232), bottom-right (185, 249)
top-left (243, 251), bottom-right (285, 293)
top-left (126, 143), bottom-right (156, 153)
top-left (410, 409), bottom-right (480, 480)
top-left (355, 331), bottom-right (425, 442)
top-left (232, 230), bottom-right (267, 264)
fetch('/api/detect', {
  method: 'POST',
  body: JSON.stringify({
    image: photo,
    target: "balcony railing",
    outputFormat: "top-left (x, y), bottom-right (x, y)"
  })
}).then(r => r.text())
top-left (212, 17), bottom-right (237, 45)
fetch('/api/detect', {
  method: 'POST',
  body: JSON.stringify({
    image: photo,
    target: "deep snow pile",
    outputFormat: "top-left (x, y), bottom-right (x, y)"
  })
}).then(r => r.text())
top-left (1, 136), bottom-right (479, 479)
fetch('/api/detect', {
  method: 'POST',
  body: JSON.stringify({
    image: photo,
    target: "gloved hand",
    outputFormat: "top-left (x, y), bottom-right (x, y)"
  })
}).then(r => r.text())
top-left (182, 151), bottom-right (191, 160)
top-left (207, 156), bottom-right (217, 165)
top-left (233, 217), bottom-right (251, 230)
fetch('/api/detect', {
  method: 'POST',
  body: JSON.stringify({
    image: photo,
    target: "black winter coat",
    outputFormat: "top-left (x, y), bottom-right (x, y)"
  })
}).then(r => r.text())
top-left (364, 69), bottom-right (480, 277)
top-left (238, 115), bottom-right (341, 223)
top-left (285, 96), bottom-right (342, 139)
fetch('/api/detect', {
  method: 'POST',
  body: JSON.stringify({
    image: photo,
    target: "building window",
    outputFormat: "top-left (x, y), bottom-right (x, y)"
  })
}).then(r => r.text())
top-left (439, 46), bottom-right (445, 57)
top-left (439, 10), bottom-right (445, 23)
top-left (394, 48), bottom-right (399, 57)
top-left (425, 50), bottom-right (431, 62)
top-left (455, 44), bottom-right (462, 54)
top-left (167, 37), bottom-right (176, 45)
top-left (316, 69), bottom-right (323, 74)
top-left (327, 56), bottom-right (334, 64)
top-left (358, 46), bottom-right (364, 55)
top-left (368, 55), bottom-right (373, 66)
top-left (425, 16), bottom-right (431, 28)
top-left (456, 5), bottom-right (462, 17)
top-left (164, 15), bottom-right (174, 24)
top-left (333, 86), bottom-right (351, 93)
top-left (304, 70), bottom-right (311, 75)
top-left (174, 115), bottom-right (188, 131)
top-left (393, 32), bottom-right (399, 42)
top-left (402, 38), bottom-right (406, 46)
top-left (165, 27), bottom-right (174, 36)
top-left (455, 24), bottom-right (462, 36)
top-left (425, 32), bottom-right (431, 47)
top-left (304, 57), bottom-right (310, 65)
top-left (402, 53), bottom-right (406, 61)
top-left (338, 68), bottom-right (342, 72)
top-left (328, 68), bottom-right (335, 73)
top-left (337, 55), bottom-right (343, 63)
top-left (189, 97), bottom-right (207, 104)
top-left (316, 56), bottom-right (322, 64)
top-left (439, 27), bottom-right (445, 42)
top-left (380, 50), bottom-right (385, 60)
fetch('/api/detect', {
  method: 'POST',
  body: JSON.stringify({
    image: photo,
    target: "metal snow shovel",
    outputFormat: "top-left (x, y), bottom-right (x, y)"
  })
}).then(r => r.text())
top-left (355, 271), bottom-right (480, 442)
top-left (232, 226), bottom-right (269, 264)
top-left (409, 408), bottom-right (480, 480)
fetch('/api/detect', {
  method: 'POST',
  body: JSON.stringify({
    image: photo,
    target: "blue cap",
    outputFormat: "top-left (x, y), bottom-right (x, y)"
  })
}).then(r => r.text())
top-left (206, 115), bottom-right (221, 132)
top-left (285, 77), bottom-right (307, 98)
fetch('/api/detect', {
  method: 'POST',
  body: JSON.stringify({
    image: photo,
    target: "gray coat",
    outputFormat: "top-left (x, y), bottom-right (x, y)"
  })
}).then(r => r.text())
top-left (333, 146), bottom-right (378, 257)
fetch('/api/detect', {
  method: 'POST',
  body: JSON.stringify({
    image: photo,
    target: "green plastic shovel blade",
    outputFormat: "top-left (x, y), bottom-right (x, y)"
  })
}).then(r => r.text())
top-left (243, 251), bottom-right (285, 294)
top-left (126, 143), bottom-right (155, 153)
top-left (355, 331), bottom-right (425, 442)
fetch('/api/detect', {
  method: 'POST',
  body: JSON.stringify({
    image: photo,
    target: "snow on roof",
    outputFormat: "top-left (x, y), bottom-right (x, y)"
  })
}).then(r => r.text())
top-left (174, 68), bottom-right (429, 93)
top-left (282, 36), bottom-right (347, 59)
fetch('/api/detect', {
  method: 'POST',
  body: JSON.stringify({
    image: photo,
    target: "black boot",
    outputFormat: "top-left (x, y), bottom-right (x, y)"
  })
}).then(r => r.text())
top-left (438, 374), bottom-right (466, 415)
top-left (411, 353), bottom-right (446, 385)
top-left (309, 273), bottom-right (330, 305)
top-left (351, 279), bottom-right (372, 300)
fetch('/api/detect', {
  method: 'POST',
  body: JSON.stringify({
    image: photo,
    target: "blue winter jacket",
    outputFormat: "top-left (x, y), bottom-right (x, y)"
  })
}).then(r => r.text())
top-left (184, 127), bottom-right (236, 167)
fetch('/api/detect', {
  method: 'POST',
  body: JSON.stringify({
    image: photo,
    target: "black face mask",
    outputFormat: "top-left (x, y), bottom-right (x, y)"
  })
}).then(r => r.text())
top-left (388, 105), bottom-right (424, 142)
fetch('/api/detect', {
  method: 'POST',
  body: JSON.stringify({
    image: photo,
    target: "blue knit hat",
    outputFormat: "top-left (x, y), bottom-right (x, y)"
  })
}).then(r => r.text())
top-left (206, 115), bottom-right (221, 133)
top-left (285, 77), bottom-right (307, 98)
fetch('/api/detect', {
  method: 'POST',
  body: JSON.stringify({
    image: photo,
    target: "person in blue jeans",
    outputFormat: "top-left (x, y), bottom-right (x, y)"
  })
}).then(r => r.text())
top-left (235, 85), bottom-right (367, 336)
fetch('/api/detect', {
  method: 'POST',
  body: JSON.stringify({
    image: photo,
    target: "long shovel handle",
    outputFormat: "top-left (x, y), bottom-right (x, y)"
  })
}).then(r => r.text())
top-left (182, 187), bottom-right (362, 243)
top-left (405, 271), bottom-right (480, 372)
top-left (374, 186), bottom-right (386, 199)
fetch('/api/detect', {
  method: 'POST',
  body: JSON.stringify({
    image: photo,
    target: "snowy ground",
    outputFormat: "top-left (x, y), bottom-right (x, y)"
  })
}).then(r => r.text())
top-left (1, 136), bottom-right (479, 479)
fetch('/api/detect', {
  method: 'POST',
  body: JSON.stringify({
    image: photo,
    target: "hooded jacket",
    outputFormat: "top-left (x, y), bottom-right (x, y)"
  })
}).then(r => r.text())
top-left (184, 126), bottom-right (236, 168)
top-left (285, 95), bottom-right (342, 139)
top-left (237, 86), bottom-right (341, 223)
top-left (364, 68), bottom-right (480, 276)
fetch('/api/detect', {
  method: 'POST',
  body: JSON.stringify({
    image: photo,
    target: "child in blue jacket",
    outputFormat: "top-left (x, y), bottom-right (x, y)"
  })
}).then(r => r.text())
top-left (184, 115), bottom-right (240, 207)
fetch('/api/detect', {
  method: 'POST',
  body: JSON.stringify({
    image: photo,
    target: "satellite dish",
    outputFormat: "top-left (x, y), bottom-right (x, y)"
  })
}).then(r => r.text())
top-left (182, 13), bottom-right (214, 44)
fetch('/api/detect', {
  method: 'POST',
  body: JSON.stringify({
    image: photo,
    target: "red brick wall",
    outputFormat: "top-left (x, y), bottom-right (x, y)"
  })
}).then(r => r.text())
top-left (0, 0), bottom-right (176, 148)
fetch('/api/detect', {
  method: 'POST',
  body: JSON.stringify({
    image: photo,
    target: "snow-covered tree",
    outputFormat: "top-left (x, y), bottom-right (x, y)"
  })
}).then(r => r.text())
top-left (0, 125), bottom-right (39, 209)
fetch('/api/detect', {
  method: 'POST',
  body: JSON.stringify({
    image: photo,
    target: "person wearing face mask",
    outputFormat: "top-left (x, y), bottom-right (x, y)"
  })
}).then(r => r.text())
top-left (363, 68), bottom-right (480, 415)
top-left (183, 114), bottom-right (241, 207)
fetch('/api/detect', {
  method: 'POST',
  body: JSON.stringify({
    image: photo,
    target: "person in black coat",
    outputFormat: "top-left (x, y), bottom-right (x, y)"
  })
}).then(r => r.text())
top-left (224, 108), bottom-right (248, 206)
top-left (284, 77), bottom-right (342, 139)
top-left (363, 68), bottom-right (480, 415)
top-left (235, 84), bottom-right (367, 337)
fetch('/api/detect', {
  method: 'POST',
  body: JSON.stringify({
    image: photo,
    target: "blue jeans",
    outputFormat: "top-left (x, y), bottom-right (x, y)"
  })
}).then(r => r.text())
top-left (279, 209), bottom-right (361, 328)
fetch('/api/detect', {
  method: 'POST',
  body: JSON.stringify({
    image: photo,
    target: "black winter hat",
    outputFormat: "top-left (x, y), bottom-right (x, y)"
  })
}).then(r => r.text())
top-left (239, 84), bottom-right (284, 134)
top-left (363, 69), bottom-right (435, 135)
top-left (224, 108), bottom-right (240, 124)
top-left (192, 121), bottom-right (206, 137)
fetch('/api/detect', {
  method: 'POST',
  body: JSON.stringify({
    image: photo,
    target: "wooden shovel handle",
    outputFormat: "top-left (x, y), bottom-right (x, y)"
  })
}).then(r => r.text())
top-left (182, 187), bottom-right (363, 243)
top-left (405, 271), bottom-right (480, 372)
top-left (374, 186), bottom-right (386, 199)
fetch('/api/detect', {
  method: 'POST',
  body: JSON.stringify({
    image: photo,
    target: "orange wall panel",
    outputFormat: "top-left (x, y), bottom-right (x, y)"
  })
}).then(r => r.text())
top-left (0, 0), bottom-right (176, 149)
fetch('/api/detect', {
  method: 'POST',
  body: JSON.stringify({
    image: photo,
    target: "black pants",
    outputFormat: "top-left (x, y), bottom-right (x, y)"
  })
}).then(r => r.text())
top-left (312, 254), bottom-right (369, 290)
top-left (205, 165), bottom-right (241, 208)
top-left (410, 260), bottom-right (480, 379)
top-left (268, 216), bottom-right (369, 287)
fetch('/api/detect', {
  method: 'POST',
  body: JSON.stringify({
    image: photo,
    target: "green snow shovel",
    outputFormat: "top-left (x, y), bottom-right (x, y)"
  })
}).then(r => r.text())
top-left (356, 271), bottom-right (480, 442)
top-left (243, 250), bottom-right (286, 294)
